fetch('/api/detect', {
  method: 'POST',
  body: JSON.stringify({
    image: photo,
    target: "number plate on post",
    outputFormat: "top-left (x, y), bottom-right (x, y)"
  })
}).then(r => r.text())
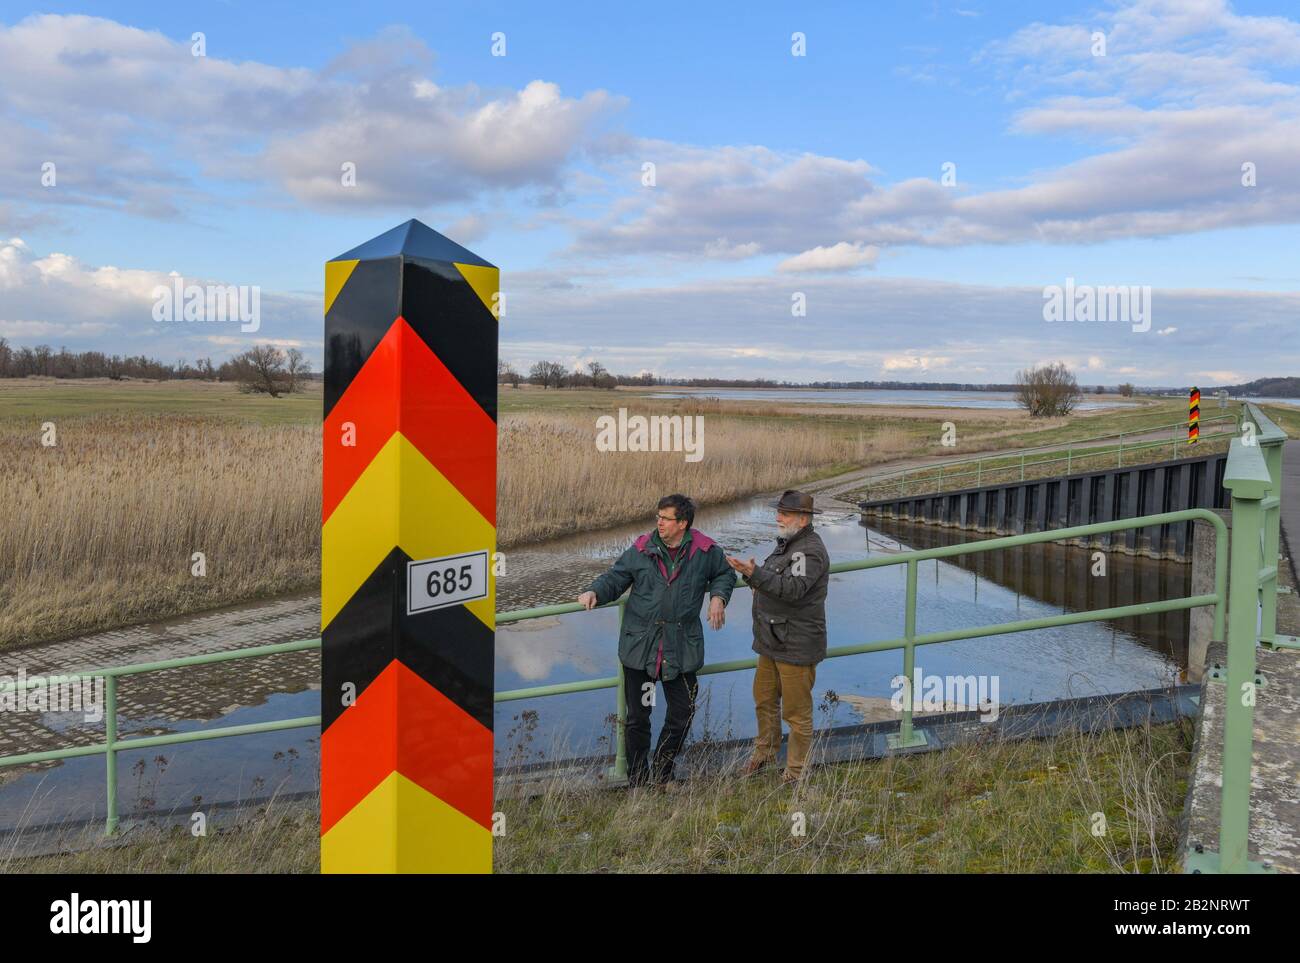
top-left (407, 551), bottom-right (490, 614)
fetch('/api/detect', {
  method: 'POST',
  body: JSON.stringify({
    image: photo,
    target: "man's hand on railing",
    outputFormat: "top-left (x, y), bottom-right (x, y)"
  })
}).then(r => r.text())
top-left (578, 591), bottom-right (598, 611)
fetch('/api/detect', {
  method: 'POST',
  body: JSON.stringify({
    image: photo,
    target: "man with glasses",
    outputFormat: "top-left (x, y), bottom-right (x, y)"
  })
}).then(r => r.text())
top-left (578, 494), bottom-right (734, 787)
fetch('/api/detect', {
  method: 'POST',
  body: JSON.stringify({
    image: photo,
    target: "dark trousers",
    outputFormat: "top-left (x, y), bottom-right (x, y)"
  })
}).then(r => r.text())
top-left (622, 665), bottom-right (699, 786)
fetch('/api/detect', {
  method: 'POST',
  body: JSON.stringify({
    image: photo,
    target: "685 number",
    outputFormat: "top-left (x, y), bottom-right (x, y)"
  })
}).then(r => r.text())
top-left (427, 564), bottom-right (474, 598)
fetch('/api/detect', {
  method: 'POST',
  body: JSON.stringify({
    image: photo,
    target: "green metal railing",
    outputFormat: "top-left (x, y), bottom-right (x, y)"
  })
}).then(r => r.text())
top-left (1187, 401), bottom-right (1291, 873)
top-left (499, 508), bottom-right (1228, 764)
top-left (0, 403), bottom-right (1285, 871)
top-left (862, 410), bottom-right (1241, 501)
top-left (0, 639), bottom-right (322, 836)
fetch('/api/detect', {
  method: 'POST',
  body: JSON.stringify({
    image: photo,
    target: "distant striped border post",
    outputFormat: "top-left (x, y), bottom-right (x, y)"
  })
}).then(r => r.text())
top-left (320, 220), bottom-right (498, 872)
top-left (1189, 386), bottom-right (1200, 444)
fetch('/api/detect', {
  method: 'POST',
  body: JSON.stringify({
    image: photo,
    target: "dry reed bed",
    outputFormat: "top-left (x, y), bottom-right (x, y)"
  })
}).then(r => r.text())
top-left (0, 414), bottom-right (320, 649)
top-left (0, 403), bottom-right (1040, 646)
top-left (496, 411), bottom-right (913, 546)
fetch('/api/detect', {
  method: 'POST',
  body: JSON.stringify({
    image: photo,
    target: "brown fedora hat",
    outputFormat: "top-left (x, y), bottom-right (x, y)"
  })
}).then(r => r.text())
top-left (771, 489), bottom-right (822, 514)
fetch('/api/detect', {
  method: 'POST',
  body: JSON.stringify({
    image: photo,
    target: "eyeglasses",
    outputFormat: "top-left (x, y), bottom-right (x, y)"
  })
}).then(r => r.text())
top-left (656, 513), bottom-right (683, 524)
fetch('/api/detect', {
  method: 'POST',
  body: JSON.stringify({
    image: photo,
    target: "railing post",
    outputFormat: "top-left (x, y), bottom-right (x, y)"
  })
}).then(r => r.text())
top-left (888, 560), bottom-right (927, 750)
top-left (1259, 440), bottom-right (1284, 647)
top-left (976, 460), bottom-right (981, 486)
top-left (1019, 453), bottom-right (1025, 481)
top-left (1118, 432), bottom-right (1124, 467)
top-left (1191, 433), bottom-right (1278, 874)
top-left (608, 598), bottom-right (629, 784)
top-left (1066, 448), bottom-right (1071, 474)
top-left (104, 674), bottom-right (118, 836)
top-left (1221, 487), bottom-right (1262, 872)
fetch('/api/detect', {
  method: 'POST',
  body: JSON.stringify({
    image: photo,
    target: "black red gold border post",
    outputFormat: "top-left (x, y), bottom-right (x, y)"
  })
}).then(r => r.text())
top-left (321, 220), bottom-right (498, 872)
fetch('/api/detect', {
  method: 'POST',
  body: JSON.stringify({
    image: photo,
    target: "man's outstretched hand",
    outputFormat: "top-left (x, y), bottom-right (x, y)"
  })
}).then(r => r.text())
top-left (726, 556), bottom-right (757, 578)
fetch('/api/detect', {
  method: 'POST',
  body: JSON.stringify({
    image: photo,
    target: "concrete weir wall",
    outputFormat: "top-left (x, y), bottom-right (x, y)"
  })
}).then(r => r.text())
top-left (859, 451), bottom-right (1229, 562)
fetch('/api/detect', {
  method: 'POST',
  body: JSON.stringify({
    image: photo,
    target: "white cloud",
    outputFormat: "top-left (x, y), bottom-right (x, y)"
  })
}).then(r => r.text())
top-left (1197, 369), bottom-right (1245, 382)
top-left (703, 238), bottom-right (762, 259)
top-left (779, 242), bottom-right (879, 274)
top-left (882, 354), bottom-right (955, 373)
top-left (0, 238), bottom-right (318, 359)
top-left (566, 1), bottom-right (1300, 261)
top-left (0, 15), bottom-right (622, 219)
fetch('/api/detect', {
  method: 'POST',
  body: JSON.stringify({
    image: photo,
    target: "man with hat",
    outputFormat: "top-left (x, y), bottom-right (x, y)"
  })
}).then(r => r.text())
top-left (726, 490), bottom-right (830, 784)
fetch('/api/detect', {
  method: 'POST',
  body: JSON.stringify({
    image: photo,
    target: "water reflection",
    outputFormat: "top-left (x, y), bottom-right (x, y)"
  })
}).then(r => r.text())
top-left (868, 517), bottom-right (1193, 668)
top-left (0, 691), bottom-right (319, 833)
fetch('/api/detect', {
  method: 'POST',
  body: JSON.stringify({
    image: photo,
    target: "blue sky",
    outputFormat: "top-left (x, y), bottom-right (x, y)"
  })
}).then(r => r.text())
top-left (1, 0), bottom-right (1298, 384)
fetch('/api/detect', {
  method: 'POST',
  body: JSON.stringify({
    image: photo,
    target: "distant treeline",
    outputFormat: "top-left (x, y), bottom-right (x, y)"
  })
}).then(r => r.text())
top-left (500, 360), bottom-right (1126, 393)
top-left (0, 339), bottom-right (320, 382)
top-left (1216, 376), bottom-right (1300, 397)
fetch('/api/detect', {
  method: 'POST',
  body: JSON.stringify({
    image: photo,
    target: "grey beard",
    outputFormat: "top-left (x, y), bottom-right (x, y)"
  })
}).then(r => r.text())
top-left (777, 521), bottom-right (800, 539)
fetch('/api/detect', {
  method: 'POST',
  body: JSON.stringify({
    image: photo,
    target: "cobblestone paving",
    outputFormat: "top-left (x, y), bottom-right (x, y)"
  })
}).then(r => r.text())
top-left (0, 593), bottom-right (320, 785)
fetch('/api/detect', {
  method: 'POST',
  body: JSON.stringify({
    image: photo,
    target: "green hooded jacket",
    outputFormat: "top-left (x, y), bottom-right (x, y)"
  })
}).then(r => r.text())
top-left (586, 529), bottom-right (734, 679)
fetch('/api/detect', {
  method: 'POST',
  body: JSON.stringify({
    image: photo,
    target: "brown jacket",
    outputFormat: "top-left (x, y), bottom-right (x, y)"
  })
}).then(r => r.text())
top-left (748, 523), bottom-right (830, 666)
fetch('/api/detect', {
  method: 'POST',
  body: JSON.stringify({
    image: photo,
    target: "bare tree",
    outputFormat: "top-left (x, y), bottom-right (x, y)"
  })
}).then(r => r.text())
top-left (1014, 361), bottom-right (1082, 417)
top-left (285, 347), bottom-right (312, 392)
top-left (529, 360), bottom-right (566, 389)
top-left (587, 360), bottom-right (616, 390)
top-left (1118, 382), bottom-right (1135, 397)
top-left (232, 345), bottom-right (292, 397)
top-left (497, 359), bottom-right (521, 388)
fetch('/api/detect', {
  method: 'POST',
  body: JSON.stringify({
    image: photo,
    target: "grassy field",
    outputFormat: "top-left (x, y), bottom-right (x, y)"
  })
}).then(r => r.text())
top-left (3, 797), bottom-right (319, 874)
top-left (0, 378), bottom-right (1278, 649)
top-left (493, 718), bottom-right (1194, 873)
top-left (8, 718), bottom-right (1193, 873)
top-left (0, 377), bottom-right (322, 425)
